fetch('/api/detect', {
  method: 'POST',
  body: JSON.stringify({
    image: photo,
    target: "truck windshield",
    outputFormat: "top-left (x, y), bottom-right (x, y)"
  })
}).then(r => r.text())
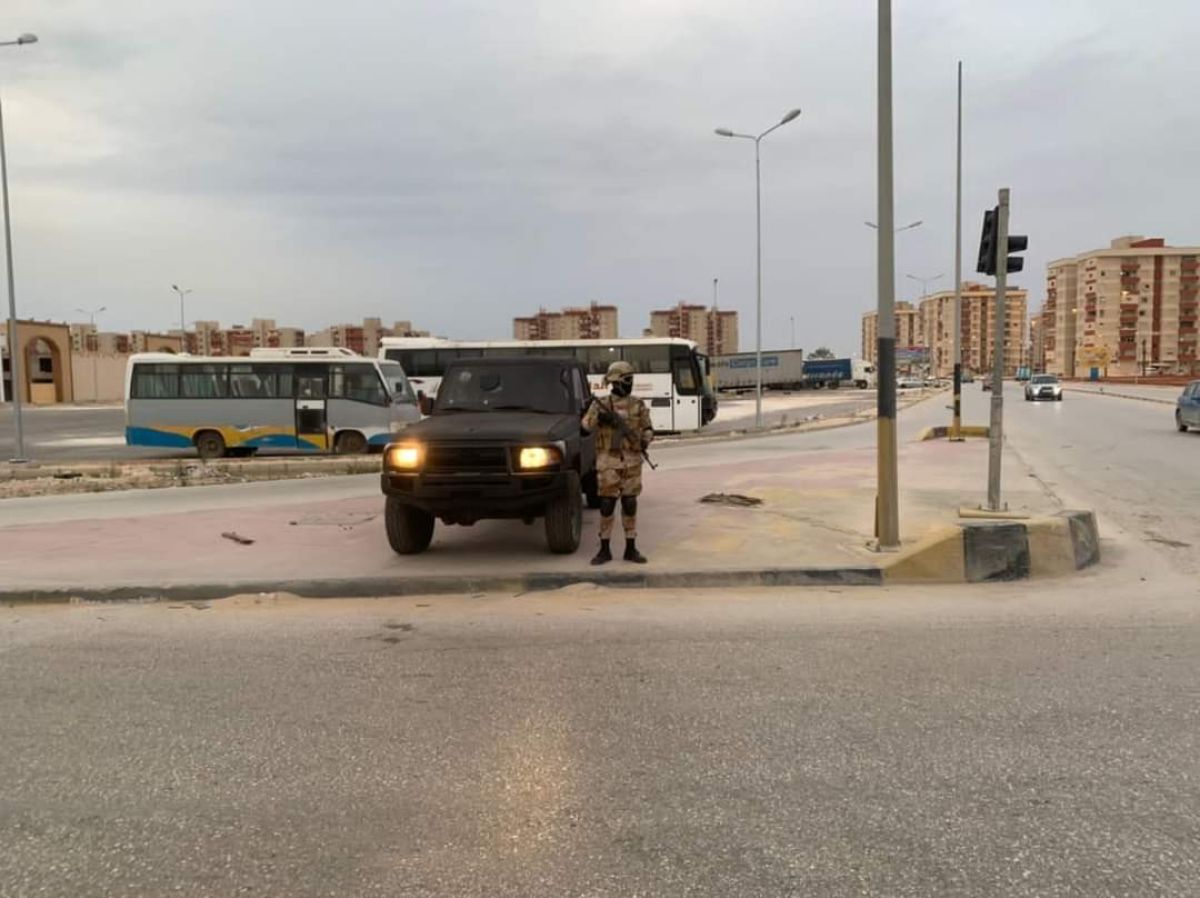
top-left (436, 363), bottom-right (572, 414)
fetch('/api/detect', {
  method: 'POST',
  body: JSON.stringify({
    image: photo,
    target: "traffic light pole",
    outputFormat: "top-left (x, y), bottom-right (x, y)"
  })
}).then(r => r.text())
top-left (986, 187), bottom-right (1010, 511)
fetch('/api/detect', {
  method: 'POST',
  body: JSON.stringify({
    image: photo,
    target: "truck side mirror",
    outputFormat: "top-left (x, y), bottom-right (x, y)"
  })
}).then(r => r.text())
top-left (418, 392), bottom-right (434, 416)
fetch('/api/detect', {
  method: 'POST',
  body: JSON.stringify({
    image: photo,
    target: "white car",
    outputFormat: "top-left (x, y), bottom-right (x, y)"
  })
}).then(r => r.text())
top-left (1025, 374), bottom-right (1063, 402)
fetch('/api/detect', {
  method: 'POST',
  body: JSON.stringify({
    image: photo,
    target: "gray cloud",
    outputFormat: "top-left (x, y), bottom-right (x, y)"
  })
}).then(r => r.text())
top-left (4, 0), bottom-right (1200, 354)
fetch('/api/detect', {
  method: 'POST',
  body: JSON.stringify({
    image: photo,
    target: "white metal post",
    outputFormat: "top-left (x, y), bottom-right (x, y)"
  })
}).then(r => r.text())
top-left (1, 89), bottom-right (26, 460)
top-left (754, 138), bottom-right (763, 429)
top-left (951, 61), bottom-right (964, 439)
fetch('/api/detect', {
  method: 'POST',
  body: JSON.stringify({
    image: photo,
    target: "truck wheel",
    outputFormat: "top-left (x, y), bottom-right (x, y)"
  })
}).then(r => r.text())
top-left (195, 430), bottom-right (226, 460)
top-left (385, 496), bottom-right (435, 555)
top-left (545, 470), bottom-right (582, 554)
top-left (582, 470), bottom-right (602, 509)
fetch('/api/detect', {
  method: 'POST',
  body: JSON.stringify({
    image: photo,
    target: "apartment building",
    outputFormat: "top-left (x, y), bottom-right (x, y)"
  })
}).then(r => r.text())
top-left (130, 332), bottom-right (183, 354)
top-left (919, 283), bottom-right (1027, 377)
top-left (647, 302), bottom-right (738, 355)
top-left (1041, 236), bottom-right (1200, 377)
top-left (513, 303), bottom-right (619, 341)
top-left (1029, 315), bottom-right (1046, 373)
top-left (69, 323), bottom-right (97, 353)
top-left (307, 318), bottom-right (429, 356)
top-left (861, 301), bottom-right (923, 363)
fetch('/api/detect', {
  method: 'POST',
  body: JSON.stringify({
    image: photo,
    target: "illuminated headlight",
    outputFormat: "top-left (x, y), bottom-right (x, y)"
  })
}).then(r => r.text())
top-left (386, 444), bottom-right (423, 471)
top-left (518, 446), bottom-right (561, 469)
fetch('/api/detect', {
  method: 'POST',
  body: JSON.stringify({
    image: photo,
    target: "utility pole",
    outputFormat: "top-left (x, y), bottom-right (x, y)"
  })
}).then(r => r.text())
top-left (951, 60), bottom-right (964, 440)
top-left (986, 189), bottom-right (1011, 511)
top-left (875, 0), bottom-right (899, 548)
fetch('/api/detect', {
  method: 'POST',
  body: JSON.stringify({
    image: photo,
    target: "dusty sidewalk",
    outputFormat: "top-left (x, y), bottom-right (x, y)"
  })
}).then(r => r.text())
top-left (0, 430), bottom-right (1059, 598)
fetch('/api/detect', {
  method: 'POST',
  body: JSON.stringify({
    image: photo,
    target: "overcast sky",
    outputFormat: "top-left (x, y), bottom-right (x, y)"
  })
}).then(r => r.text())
top-left (3, 0), bottom-right (1199, 354)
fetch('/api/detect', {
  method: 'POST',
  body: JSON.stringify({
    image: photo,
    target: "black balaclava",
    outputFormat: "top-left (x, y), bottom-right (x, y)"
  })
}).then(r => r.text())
top-left (612, 375), bottom-right (633, 398)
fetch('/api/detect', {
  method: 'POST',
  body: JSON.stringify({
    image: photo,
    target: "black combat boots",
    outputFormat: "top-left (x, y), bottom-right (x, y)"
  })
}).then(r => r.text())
top-left (590, 539), bottom-right (613, 566)
top-left (623, 539), bottom-right (648, 564)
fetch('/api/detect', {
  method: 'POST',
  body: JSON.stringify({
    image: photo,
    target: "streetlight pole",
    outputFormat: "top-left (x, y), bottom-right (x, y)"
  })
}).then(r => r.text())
top-left (865, 220), bottom-right (923, 234)
top-left (715, 107), bottom-right (802, 430)
top-left (875, 0), bottom-right (900, 548)
top-left (1, 32), bottom-right (37, 463)
top-left (905, 272), bottom-right (944, 301)
top-left (952, 60), bottom-right (964, 440)
top-left (790, 316), bottom-right (795, 350)
top-left (171, 284), bottom-right (192, 350)
top-left (75, 306), bottom-right (106, 402)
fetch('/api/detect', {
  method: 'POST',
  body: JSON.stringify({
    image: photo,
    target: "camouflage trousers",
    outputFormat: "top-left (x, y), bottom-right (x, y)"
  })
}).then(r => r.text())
top-left (597, 459), bottom-right (643, 539)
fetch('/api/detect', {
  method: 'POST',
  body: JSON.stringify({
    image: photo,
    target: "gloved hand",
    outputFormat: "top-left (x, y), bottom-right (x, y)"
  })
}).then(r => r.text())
top-left (597, 408), bottom-right (619, 427)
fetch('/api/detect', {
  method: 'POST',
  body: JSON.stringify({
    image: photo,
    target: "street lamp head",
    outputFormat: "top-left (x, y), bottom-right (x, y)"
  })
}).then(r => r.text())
top-left (714, 128), bottom-right (734, 138)
top-left (172, 284), bottom-right (179, 291)
top-left (16, 33), bottom-right (37, 45)
top-left (780, 108), bottom-right (802, 125)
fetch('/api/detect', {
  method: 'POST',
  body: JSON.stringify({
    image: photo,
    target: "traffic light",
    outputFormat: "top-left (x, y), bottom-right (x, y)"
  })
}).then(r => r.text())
top-left (976, 205), bottom-right (1028, 275)
top-left (976, 207), bottom-right (997, 275)
top-left (1005, 233), bottom-right (1028, 273)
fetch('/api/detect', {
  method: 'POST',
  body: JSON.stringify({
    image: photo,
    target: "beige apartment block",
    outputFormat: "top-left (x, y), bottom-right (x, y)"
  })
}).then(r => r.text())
top-left (130, 332), bottom-right (182, 354)
top-left (513, 303), bottom-right (619, 341)
top-left (861, 301), bottom-right (923, 363)
top-left (1041, 236), bottom-right (1200, 377)
top-left (906, 283), bottom-right (1027, 377)
top-left (647, 302), bottom-right (738, 355)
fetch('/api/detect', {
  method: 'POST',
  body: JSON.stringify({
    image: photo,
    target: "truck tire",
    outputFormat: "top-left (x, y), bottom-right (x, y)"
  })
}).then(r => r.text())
top-left (195, 430), bottom-right (226, 460)
top-left (545, 470), bottom-right (582, 554)
top-left (385, 496), bottom-right (435, 555)
top-left (582, 470), bottom-right (601, 509)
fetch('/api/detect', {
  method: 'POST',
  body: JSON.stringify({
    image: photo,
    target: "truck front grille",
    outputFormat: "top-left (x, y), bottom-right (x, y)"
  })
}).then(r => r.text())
top-left (424, 445), bottom-right (510, 473)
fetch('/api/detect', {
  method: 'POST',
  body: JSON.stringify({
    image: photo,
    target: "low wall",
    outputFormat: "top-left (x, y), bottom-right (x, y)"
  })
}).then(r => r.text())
top-left (70, 354), bottom-right (128, 403)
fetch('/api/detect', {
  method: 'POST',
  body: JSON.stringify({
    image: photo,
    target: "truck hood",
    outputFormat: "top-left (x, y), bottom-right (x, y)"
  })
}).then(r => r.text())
top-left (406, 411), bottom-right (577, 444)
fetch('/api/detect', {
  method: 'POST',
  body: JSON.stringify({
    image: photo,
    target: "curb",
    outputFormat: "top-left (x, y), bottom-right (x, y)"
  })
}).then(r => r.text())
top-left (0, 567), bottom-right (884, 605)
top-left (1063, 387), bottom-right (1176, 406)
top-left (0, 510), bottom-right (1100, 604)
top-left (883, 509), bottom-right (1100, 583)
top-left (916, 424), bottom-right (990, 441)
top-left (0, 456), bottom-right (381, 484)
top-left (663, 387), bottom-right (948, 448)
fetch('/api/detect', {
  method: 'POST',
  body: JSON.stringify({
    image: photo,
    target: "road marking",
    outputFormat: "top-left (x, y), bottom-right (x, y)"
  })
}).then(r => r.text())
top-left (38, 436), bottom-right (127, 447)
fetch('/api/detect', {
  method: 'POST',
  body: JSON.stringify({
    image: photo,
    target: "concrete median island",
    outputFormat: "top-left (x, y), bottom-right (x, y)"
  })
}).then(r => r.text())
top-left (1, 430), bottom-right (1100, 604)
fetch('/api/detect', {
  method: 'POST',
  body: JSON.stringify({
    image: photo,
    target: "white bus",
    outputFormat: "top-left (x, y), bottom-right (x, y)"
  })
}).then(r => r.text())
top-left (125, 347), bottom-right (420, 458)
top-left (379, 337), bottom-right (717, 432)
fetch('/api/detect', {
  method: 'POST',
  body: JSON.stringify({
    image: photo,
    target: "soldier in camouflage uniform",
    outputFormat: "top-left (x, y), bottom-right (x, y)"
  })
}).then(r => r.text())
top-left (581, 360), bottom-right (655, 565)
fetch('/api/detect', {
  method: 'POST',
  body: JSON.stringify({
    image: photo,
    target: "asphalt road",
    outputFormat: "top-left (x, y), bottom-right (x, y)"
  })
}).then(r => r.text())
top-left (0, 404), bottom-right (178, 462)
top-left (3, 387), bottom-right (1200, 895)
top-left (2, 572), bottom-right (1198, 898)
top-left (995, 382), bottom-right (1200, 576)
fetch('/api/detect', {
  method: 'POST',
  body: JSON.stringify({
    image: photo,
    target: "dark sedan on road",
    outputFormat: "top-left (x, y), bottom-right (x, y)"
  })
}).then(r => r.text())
top-left (1177, 380), bottom-right (1200, 432)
